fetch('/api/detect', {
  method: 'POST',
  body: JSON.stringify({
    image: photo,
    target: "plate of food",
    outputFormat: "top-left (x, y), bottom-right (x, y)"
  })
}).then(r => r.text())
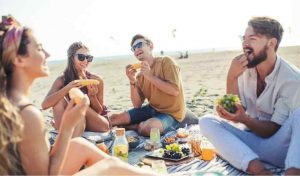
top-left (126, 135), bottom-right (140, 149)
top-left (145, 143), bottom-right (191, 162)
top-left (161, 135), bottom-right (177, 148)
top-left (176, 128), bottom-right (190, 143)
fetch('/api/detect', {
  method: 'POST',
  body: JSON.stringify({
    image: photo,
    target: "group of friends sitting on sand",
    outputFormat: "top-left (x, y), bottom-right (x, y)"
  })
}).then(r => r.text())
top-left (0, 14), bottom-right (299, 175)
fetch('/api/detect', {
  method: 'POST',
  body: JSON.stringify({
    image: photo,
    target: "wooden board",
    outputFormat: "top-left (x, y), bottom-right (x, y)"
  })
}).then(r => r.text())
top-left (141, 156), bottom-right (195, 166)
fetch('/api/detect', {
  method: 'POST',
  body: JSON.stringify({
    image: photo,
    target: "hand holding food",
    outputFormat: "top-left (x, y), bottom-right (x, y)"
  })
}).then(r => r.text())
top-left (131, 63), bottom-right (141, 70)
top-left (216, 94), bottom-right (240, 113)
top-left (69, 88), bottom-right (85, 104)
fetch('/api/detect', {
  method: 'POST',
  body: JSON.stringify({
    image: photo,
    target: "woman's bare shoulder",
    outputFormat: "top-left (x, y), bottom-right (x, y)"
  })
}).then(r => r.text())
top-left (19, 105), bottom-right (45, 133)
top-left (54, 75), bottom-right (65, 85)
top-left (20, 105), bottom-right (43, 121)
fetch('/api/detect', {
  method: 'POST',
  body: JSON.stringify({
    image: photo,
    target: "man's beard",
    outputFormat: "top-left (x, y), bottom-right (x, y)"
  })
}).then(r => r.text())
top-left (246, 45), bottom-right (268, 68)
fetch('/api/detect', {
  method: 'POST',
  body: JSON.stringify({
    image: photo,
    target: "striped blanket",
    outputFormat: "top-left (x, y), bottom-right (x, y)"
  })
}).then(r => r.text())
top-left (126, 125), bottom-right (284, 175)
top-left (49, 125), bottom-right (284, 175)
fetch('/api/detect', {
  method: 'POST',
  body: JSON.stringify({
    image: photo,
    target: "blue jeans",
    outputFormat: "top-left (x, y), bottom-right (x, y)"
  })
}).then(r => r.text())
top-left (198, 108), bottom-right (300, 171)
top-left (128, 104), bottom-right (179, 132)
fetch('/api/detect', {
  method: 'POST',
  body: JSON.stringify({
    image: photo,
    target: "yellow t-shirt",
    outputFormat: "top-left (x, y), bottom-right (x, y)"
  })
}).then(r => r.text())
top-left (136, 56), bottom-right (186, 122)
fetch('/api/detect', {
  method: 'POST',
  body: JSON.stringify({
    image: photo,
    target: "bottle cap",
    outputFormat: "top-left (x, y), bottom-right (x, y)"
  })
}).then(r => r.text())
top-left (116, 128), bottom-right (125, 136)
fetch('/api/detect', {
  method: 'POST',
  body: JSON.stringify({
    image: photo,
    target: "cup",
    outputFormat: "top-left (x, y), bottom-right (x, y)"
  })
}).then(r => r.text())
top-left (150, 128), bottom-right (160, 144)
top-left (200, 141), bottom-right (216, 161)
top-left (151, 160), bottom-right (168, 174)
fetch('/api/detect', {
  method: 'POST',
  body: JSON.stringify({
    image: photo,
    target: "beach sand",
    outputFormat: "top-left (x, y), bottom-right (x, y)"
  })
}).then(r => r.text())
top-left (30, 46), bottom-right (300, 131)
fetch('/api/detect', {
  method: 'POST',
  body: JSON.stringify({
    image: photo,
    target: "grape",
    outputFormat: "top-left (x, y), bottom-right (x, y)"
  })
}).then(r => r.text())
top-left (163, 144), bottom-right (189, 159)
top-left (181, 147), bottom-right (190, 156)
top-left (216, 94), bottom-right (240, 113)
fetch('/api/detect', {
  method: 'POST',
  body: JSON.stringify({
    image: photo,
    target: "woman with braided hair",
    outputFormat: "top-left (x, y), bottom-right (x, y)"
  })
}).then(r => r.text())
top-left (0, 15), bottom-right (155, 175)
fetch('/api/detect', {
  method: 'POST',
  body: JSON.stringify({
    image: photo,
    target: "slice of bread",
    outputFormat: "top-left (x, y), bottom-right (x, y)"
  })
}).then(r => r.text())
top-left (69, 88), bottom-right (84, 104)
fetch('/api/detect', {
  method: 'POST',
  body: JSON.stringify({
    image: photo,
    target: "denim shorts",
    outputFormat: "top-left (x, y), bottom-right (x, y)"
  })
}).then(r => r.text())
top-left (128, 104), bottom-right (179, 132)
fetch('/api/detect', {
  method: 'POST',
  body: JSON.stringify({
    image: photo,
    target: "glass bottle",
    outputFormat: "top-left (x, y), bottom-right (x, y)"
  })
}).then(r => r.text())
top-left (112, 128), bottom-right (129, 162)
top-left (150, 127), bottom-right (160, 143)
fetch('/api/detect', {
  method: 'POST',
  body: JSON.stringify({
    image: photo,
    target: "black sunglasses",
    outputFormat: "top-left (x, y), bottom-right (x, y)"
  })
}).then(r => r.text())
top-left (131, 41), bottom-right (145, 52)
top-left (76, 53), bottom-right (93, 62)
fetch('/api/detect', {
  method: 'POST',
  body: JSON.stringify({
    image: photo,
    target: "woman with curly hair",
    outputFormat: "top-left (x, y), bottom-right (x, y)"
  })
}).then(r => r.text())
top-left (0, 15), bottom-right (155, 175)
top-left (0, 97), bottom-right (24, 175)
top-left (42, 41), bottom-right (109, 137)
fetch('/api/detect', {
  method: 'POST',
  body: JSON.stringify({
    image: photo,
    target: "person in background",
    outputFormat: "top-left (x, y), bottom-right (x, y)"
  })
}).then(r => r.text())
top-left (42, 42), bottom-right (109, 137)
top-left (199, 16), bottom-right (300, 175)
top-left (0, 15), bottom-right (155, 176)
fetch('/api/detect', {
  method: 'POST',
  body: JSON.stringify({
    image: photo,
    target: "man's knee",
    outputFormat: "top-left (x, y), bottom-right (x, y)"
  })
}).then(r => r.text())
top-left (198, 115), bottom-right (221, 136)
top-left (138, 119), bottom-right (163, 136)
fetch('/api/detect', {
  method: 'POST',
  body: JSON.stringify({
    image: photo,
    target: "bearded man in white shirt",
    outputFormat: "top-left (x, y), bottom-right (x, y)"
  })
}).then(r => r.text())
top-left (199, 16), bottom-right (300, 175)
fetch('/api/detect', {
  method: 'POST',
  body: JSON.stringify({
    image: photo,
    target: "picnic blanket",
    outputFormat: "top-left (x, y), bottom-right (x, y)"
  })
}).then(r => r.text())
top-left (49, 125), bottom-right (284, 175)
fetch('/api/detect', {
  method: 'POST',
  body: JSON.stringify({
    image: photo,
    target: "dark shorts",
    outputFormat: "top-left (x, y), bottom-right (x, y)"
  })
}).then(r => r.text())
top-left (128, 104), bottom-right (179, 132)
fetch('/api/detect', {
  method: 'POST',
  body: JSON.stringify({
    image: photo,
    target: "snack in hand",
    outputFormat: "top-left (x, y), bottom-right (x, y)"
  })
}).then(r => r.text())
top-left (69, 88), bottom-right (85, 104)
top-left (216, 94), bottom-right (240, 113)
top-left (77, 79), bottom-right (100, 86)
top-left (131, 63), bottom-right (141, 70)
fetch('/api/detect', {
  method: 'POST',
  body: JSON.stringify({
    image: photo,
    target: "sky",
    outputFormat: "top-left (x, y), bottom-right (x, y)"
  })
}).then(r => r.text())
top-left (1, 0), bottom-right (299, 60)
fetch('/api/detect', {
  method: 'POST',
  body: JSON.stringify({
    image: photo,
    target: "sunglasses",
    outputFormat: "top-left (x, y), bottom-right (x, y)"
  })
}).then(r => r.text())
top-left (76, 53), bottom-right (93, 62)
top-left (131, 42), bottom-right (146, 52)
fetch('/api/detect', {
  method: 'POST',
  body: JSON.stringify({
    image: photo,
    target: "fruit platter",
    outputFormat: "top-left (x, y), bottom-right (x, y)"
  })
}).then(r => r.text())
top-left (145, 143), bottom-right (191, 161)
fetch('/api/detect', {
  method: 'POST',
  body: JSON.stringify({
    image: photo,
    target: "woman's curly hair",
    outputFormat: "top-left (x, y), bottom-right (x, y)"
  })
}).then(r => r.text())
top-left (0, 15), bottom-right (26, 175)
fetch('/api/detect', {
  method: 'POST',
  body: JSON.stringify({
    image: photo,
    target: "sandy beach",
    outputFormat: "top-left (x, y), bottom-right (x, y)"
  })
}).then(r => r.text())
top-left (30, 46), bottom-right (300, 130)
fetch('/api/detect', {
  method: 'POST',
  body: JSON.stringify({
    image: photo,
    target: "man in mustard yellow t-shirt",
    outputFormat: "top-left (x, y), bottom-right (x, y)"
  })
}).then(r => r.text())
top-left (110, 34), bottom-right (186, 136)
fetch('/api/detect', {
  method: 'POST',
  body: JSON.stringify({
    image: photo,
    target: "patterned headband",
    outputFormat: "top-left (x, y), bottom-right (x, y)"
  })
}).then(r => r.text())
top-left (0, 16), bottom-right (24, 66)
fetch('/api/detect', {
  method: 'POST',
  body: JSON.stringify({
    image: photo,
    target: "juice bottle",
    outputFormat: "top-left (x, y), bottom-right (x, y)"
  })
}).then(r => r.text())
top-left (112, 128), bottom-right (129, 162)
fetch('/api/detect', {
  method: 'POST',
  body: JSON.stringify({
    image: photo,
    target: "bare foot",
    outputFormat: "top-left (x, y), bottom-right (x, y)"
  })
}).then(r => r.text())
top-left (247, 159), bottom-right (272, 175)
top-left (285, 167), bottom-right (300, 175)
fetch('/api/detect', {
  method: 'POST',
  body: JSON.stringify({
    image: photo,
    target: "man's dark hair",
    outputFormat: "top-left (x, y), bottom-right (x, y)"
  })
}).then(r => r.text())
top-left (130, 34), bottom-right (152, 46)
top-left (248, 16), bottom-right (284, 51)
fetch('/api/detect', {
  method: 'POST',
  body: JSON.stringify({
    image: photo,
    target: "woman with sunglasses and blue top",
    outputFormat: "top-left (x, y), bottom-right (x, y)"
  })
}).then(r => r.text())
top-left (42, 42), bottom-right (109, 137)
